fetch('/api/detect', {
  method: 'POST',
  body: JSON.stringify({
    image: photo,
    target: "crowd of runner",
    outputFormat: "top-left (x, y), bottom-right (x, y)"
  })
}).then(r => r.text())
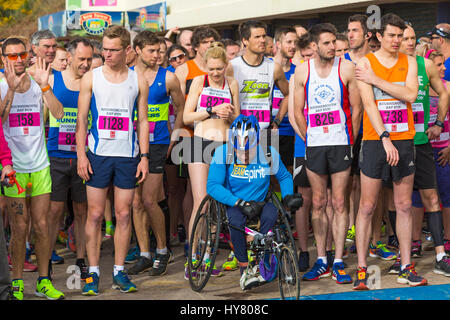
top-left (0, 11), bottom-right (449, 300)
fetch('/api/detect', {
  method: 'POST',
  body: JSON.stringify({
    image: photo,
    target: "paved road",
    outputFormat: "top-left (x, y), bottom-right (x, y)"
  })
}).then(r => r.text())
top-left (19, 232), bottom-right (450, 301)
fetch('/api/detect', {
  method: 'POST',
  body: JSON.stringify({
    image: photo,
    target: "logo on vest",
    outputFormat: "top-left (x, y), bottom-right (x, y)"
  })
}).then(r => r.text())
top-left (313, 84), bottom-right (336, 105)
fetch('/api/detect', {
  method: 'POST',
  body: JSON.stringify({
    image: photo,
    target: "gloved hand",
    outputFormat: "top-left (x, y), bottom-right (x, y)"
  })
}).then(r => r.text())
top-left (236, 199), bottom-right (263, 221)
top-left (283, 193), bottom-right (303, 211)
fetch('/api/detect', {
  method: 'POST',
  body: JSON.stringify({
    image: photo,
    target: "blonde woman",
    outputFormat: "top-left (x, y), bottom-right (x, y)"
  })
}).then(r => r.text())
top-left (183, 42), bottom-right (240, 277)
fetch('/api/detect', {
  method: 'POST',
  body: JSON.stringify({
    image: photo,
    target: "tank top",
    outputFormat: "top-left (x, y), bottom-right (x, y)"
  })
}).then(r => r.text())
top-left (139, 67), bottom-right (170, 145)
top-left (363, 52), bottom-right (415, 141)
top-left (1, 77), bottom-right (49, 173)
top-left (195, 75), bottom-right (232, 118)
top-left (88, 66), bottom-right (139, 157)
top-left (412, 55), bottom-right (430, 145)
top-left (429, 81), bottom-right (449, 148)
top-left (272, 63), bottom-right (296, 136)
top-left (47, 71), bottom-right (79, 158)
top-left (305, 57), bottom-right (352, 147)
top-left (231, 56), bottom-right (274, 129)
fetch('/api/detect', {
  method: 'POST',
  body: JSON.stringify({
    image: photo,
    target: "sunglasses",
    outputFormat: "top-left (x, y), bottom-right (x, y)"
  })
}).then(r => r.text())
top-left (169, 53), bottom-right (185, 62)
top-left (3, 52), bottom-right (28, 61)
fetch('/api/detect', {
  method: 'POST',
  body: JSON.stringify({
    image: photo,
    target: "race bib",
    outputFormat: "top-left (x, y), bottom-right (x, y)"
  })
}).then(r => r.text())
top-left (8, 104), bottom-right (41, 136)
top-left (241, 109), bottom-right (271, 124)
top-left (378, 100), bottom-right (408, 133)
top-left (412, 102), bottom-right (425, 133)
top-left (272, 89), bottom-right (284, 116)
top-left (57, 107), bottom-right (77, 152)
top-left (98, 107), bottom-right (130, 140)
top-left (307, 103), bottom-right (342, 135)
top-left (198, 87), bottom-right (231, 120)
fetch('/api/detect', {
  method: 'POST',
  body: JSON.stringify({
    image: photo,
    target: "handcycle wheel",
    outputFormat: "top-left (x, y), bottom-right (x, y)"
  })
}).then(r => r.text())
top-left (278, 245), bottom-right (300, 300)
top-left (188, 195), bottom-right (222, 292)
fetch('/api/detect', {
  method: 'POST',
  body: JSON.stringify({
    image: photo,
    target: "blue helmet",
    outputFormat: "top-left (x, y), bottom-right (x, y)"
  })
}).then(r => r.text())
top-left (229, 114), bottom-right (260, 151)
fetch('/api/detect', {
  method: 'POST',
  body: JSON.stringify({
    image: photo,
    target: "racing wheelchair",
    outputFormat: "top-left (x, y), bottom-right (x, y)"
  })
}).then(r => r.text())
top-left (186, 191), bottom-right (301, 300)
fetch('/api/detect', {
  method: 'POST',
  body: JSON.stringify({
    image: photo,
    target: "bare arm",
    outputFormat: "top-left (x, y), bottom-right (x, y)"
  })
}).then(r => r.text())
top-left (288, 76), bottom-right (302, 138)
top-left (293, 64), bottom-right (307, 140)
top-left (34, 58), bottom-right (64, 119)
top-left (425, 59), bottom-right (449, 140)
top-left (167, 71), bottom-right (185, 141)
top-left (183, 76), bottom-right (208, 125)
top-left (273, 63), bottom-right (290, 126)
top-left (229, 78), bottom-right (240, 122)
top-left (355, 55), bottom-right (419, 103)
top-left (136, 72), bottom-right (149, 183)
top-left (0, 60), bottom-right (25, 123)
top-left (174, 63), bottom-right (188, 97)
top-left (76, 71), bottom-right (93, 181)
top-left (342, 60), bottom-right (362, 141)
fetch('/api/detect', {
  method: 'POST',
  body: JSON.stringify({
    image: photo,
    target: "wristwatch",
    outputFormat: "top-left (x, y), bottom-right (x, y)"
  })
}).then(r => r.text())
top-left (379, 131), bottom-right (390, 140)
top-left (139, 153), bottom-right (150, 159)
top-left (206, 106), bottom-right (213, 117)
top-left (434, 120), bottom-right (445, 129)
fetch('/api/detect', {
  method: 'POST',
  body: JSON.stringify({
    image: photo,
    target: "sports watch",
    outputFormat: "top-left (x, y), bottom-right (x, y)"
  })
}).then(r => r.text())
top-left (206, 106), bottom-right (213, 117)
top-left (434, 120), bottom-right (445, 129)
top-left (379, 131), bottom-right (390, 140)
top-left (139, 153), bottom-right (150, 159)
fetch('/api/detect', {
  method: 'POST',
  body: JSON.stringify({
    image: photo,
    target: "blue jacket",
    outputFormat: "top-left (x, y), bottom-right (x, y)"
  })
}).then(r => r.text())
top-left (207, 144), bottom-right (293, 207)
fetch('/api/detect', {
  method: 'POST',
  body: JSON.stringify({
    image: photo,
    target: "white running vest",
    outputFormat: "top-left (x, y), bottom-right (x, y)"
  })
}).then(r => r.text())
top-left (1, 77), bottom-right (49, 173)
top-left (305, 57), bottom-right (350, 147)
top-left (231, 56), bottom-right (274, 129)
top-left (88, 66), bottom-right (139, 157)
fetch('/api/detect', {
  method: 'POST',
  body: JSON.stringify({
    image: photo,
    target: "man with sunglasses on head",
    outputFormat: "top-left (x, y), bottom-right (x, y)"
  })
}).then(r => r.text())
top-left (0, 37), bottom-right (64, 300)
top-left (429, 23), bottom-right (450, 81)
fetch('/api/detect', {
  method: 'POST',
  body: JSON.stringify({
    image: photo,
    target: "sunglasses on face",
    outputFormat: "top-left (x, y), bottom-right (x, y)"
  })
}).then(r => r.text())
top-left (169, 53), bottom-right (185, 62)
top-left (3, 52), bottom-right (28, 61)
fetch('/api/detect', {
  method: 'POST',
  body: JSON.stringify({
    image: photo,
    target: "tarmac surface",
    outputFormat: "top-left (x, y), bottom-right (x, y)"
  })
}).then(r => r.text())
top-left (18, 227), bottom-right (450, 301)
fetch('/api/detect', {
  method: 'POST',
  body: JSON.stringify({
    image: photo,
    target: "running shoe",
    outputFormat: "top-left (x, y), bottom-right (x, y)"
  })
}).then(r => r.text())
top-left (222, 251), bottom-right (238, 271)
top-left (82, 272), bottom-right (99, 296)
top-left (434, 255), bottom-right (450, 277)
top-left (346, 225), bottom-right (355, 243)
top-left (127, 256), bottom-right (153, 275)
top-left (148, 253), bottom-right (170, 276)
top-left (349, 244), bottom-right (357, 254)
top-left (444, 239), bottom-right (450, 255)
top-left (388, 257), bottom-right (402, 274)
top-left (169, 233), bottom-right (180, 247)
top-left (411, 240), bottom-right (422, 258)
top-left (112, 271), bottom-right (137, 293)
top-left (23, 260), bottom-right (38, 272)
top-left (298, 251), bottom-right (310, 272)
top-left (204, 259), bottom-right (223, 277)
top-left (76, 260), bottom-right (89, 281)
top-left (248, 250), bottom-right (256, 264)
top-left (332, 262), bottom-right (352, 284)
top-left (381, 221), bottom-right (386, 237)
top-left (353, 267), bottom-right (369, 290)
top-left (369, 241), bottom-right (397, 260)
top-left (105, 224), bottom-right (115, 239)
top-left (422, 226), bottom-right (431, 235)
top-left (184, 260), bottom-right (198, 280)
top-left (35, 278), bottom-right (65, 300)
top-left (66, 223), bottom-right (76, 253)
top-left (240, 265), bottom-right (264, 290)
top-left (51, 250), bottom-right (65, 264)
top-left (326, 250), bottom-right (334, 269)
top-left (125, 245), bottom-right (140, 264)
top-left (302, 259), bottom-right (330, 281)
top-left (387, 235), bottom-right (399, 250)
top-left (11, 279), bottom-right (24, 300)
top-left (57, 230), bottom-right (68, 244)
top-left (397, 264), bottom-right (427, 287)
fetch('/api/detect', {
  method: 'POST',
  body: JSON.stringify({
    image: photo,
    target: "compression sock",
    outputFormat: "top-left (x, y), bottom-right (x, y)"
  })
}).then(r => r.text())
top-left (388, 210), bottom-right (397, 236)
top-left (426, 211), bottom-right (445, 247)
top-left (159, 198), bottom-right (171, 249)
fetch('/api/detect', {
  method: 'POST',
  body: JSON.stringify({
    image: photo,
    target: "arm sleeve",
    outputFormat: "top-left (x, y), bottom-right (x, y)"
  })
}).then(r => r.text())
top-left (271, 146), bottom-right (293, 199)
top-left (207, 145), bottom-right (240, 207)
top-left (0, 123), bottom-right (12, 167)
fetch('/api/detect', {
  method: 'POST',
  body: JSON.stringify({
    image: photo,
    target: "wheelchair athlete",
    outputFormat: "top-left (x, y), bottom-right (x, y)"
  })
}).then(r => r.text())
top-left (207, 115), bottom-right (302, 290)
